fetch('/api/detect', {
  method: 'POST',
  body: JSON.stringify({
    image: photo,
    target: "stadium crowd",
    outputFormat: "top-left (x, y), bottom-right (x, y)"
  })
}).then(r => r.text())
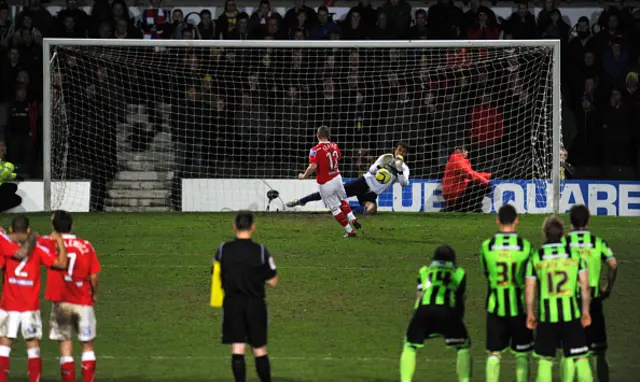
top-left (0, 0), bottom-right (639, 193)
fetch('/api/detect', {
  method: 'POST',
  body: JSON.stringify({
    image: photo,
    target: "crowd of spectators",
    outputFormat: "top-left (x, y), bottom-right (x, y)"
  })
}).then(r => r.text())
top-left (0, 0), bottom-right (639, 205)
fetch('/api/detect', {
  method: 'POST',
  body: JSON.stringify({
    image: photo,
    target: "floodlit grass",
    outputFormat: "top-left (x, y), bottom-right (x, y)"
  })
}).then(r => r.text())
top-left (0, 212), bottom-right (638, 381)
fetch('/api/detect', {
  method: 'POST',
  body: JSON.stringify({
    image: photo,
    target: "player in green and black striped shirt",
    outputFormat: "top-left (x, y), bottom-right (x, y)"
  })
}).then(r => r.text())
top-left (480, 205), bottom-right (534, 382)
top-left (400, 245), bottom-right (471, 382)
top-left (565, 204), bottom-right (618, 382)
top-left (525, 216), bottom-right (593, 382)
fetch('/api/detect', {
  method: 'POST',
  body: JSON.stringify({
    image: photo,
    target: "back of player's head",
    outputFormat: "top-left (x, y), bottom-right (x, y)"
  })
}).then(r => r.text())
top-left (10, 215), bottom-right (30, 234)
top-left (317, 126), bottom-right (330, 140)
top-left (498, 204), bottom-right (518, 225)
top-left (433, 244), bottom-right (456, 264)
top-left (52, 210), bottom-right (73, 233)
top-left (569, 204), bottom-right (590, 228)
top-left (542, 215), bottom-right (564, 242)
top-left (235, 210), bottom-right (254, 231)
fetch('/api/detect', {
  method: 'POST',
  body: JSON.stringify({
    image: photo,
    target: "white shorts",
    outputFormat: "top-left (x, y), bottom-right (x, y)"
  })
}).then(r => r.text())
top-left (49, 302), bottom-right (96, 342)
top-left (318, 175), bottom-right (347, 211)
top-left (0, 309), bottom-right (42, 340)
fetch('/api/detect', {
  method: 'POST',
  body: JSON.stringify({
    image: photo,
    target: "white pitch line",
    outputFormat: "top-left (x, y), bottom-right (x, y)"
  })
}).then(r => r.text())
top-left (102, 265), bottom-right (387, 270)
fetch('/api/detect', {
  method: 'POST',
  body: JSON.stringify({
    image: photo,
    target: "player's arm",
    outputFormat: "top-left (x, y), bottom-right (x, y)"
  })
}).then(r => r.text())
top-left (600, 240), bottom-right (617, 299)
top-left (49, 232), bottom-right (69, 269)
top-left (578, 257), bottom-right (591, 327)
top-left (397, 164), bottom-right (410, 187)
top-left (454, 272), bottom-right (467, 318)
top-left (12, 231), bottom-right (40, 260)
top-left (90, 273), bottom-right (99, 303)
top-left (524, 259), bottom-right (537, 329)
top-left (299, 148), bottom-right (318, 179)
top-left (368, 154), bottom-right (390, 174)
top-left (262, 246), bottom-right (278, 287)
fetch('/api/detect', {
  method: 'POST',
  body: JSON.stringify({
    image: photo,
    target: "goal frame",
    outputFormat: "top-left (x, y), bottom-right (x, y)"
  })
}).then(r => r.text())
top-left (42, 38), bottom-right (561, 213)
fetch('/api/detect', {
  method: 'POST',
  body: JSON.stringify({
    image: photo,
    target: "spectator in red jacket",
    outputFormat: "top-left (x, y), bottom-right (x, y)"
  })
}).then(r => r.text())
top-left (442, 146), bottom-right (492, 212)
top-left (466, 10), bottom-right (499, 39)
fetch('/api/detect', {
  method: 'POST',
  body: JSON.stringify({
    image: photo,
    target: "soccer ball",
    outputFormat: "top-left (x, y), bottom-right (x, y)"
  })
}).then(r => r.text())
top-left (375, 168), bottom-right (392, 184)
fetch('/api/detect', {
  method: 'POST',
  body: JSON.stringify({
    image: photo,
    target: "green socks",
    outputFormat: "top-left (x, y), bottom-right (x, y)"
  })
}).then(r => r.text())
top-left (575, 358), bottom-right (594, 382)
top-left (400, 345), bottom-right (417, 382)
top-left (486, 355), bottom-right (500, 382)
top-left (536, 359), bottom-right (553, 382)
top-left (515, 353), bottom-right (529, 382)
top-left (457, 349), bottom-right (471, 382)
top-left (561, 357), bottom-right (575, 382)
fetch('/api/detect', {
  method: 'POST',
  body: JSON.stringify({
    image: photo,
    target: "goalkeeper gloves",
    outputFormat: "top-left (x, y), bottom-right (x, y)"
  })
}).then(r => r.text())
top-left (394, 155), bottom-right (405, 173)
top-left (0, 161), bottom-right (17, 184)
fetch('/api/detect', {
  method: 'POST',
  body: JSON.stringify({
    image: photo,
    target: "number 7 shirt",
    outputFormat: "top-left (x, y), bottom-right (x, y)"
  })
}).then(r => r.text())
top-left (44, 235), bottom-right (100, 306)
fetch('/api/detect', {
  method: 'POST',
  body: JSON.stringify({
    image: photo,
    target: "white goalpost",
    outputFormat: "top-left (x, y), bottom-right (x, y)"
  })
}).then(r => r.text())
top-left (42, 39), bottom-right (561, 213)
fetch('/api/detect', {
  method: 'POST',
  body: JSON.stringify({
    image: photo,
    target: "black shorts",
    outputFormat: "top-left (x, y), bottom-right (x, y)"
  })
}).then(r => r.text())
top-left (535, 320), bottom-right (589, 359)
top-left (585, 298), bottom-right (607, 352)
top-left (405, 305), bottom-right (470, 349)
top-left (344, 177), bottom-right (377, 207)
top-left (221, 297), bottom-right (268, 348)
top-left (486, 313), bottom-right (534, 354)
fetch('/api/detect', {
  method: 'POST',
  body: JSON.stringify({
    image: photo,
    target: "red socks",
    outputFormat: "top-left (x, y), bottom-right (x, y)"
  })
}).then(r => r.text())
top-left (333, 210), bottom-right (350, 228)
top-left (27, 348), bottom-right (41, 382)
top-left (82, 351), bottom-right (97, 382)
top-left (0, 356), bottom-right (9, 382)
top-left (61, 359), bottom-right (75, 382)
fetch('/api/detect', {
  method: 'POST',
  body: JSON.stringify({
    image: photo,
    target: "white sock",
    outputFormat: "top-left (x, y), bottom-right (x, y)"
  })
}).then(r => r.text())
top-left (0, 346), bottom-right (10, 357)
top-left (60, 356), bottom-right (74, 365)
top-left (345, 224), bottom-right (353, 233)
top-left (82, 351), bottom-right (96, 361)
top-left (347, 212), bottom-right (357, 222)
top-left (27, 348), bottom-right (40, 358)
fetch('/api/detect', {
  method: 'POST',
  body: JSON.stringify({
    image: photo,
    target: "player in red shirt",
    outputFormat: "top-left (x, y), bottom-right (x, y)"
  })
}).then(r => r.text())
top-left (442, 146), bottom-right (492, 212)
top-left (46, 210), bottom-right (101, 382)
top-left (0, 215), bottom-right (68, 382)
top-left (297, 126), bottom-right (361, 237)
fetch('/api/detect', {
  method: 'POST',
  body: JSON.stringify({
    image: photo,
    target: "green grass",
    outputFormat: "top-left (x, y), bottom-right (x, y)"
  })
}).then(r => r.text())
top-left (0, 212), bottom-right (638, 381)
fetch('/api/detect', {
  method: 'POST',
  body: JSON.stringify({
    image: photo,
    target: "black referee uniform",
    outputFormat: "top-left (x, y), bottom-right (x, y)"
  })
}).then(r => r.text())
top-left (215, 239), bottom-right (277, 348)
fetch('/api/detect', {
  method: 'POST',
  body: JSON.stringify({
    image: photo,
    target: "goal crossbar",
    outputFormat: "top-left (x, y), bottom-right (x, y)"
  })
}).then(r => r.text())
top-left (42, 38), bottom-right (561, 213)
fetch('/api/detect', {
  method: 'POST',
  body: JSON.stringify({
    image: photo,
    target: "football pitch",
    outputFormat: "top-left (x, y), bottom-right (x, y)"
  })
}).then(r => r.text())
top-left (1, 212), bottom-right (638, 381)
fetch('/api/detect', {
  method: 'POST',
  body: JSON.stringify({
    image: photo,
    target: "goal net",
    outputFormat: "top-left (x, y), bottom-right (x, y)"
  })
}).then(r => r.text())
top-left (44, 40), bottom-right (560, 213)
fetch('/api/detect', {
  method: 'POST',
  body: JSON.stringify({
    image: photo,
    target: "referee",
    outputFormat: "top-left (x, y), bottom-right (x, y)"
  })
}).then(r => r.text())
top-left (214, 211), bottom-right (278, 382)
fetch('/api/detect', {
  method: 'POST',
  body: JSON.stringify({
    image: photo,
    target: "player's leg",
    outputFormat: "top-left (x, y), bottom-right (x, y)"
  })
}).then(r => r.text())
top-left (443, 312), bottom-right (472, 382)
top-left (248, 300), bottom-right (270, 382)
top-left (400, 307), bottom-right (428, 382)
top-left (23, 311), bottom-right (43, 382)
top-left (588, 299), bottom-right (609, 382)
top-left (77, 305), bottom-right (97, 382)
top-left (561, 321), bottom-right (593, 382)
top-left (509, 315), bottom-right (534, 382)
top-left (0, 310), bottom-right (18, 382)
top-left (222, 299), bottom-right (247, 382)
top-left (320, 178), bottom-right (355, 237)
top-left (363, 201), bottom-right (377, 215)
top-left (485, 313), bottom-right (509, 382)
top-left (50, 303), bottom-right (76, 382)
top-left (338, 180), bottom-right (360, 228)
top-left (533, 323), bottom-right (558, 382)
top-left (286, 192), bottom-right (322, 207)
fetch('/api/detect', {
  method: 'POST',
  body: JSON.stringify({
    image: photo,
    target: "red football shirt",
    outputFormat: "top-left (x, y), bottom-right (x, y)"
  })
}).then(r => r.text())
top-left (52, 235), bottom-right (101, 306)
top-left (309, 142), bottom-right (341, 185)
top-left (0, 239), bottom-right (56, 312)
top-left (0, 232), bottom-right (21, 258)
top-left (40, 237), bottom-right (65, 302)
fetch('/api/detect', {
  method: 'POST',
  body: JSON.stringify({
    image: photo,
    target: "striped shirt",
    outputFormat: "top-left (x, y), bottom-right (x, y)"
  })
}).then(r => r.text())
top-left (415, 261), bottom-right (466, 312)
top-left (564, 230), bottom-right (614, 299)
top-left (481, 233), bottom-right (534, 317)
top-left (526, 242), bottom-right (586, 323)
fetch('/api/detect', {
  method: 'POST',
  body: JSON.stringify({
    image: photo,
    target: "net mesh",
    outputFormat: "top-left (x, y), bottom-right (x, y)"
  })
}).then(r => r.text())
top-left (48, 42), bottom-right (555, 212)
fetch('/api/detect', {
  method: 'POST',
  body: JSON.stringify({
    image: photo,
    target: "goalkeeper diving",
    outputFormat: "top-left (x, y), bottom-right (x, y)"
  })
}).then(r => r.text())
top-left (287, 142), bottom-right (409, 214)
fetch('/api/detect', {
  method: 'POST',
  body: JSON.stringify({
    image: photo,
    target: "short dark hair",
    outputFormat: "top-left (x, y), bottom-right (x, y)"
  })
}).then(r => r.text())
top-left (453, 146), bottom-right (467, 153)
top-left (317, 125), bottom-right (330, 139)
top-left (235, 211), bottom-right (254, 231)
top-left (433, 244), bottom-right (456, 264)
top-left (498, 204), bottom-right (517, 225)
top-left (318, 5), bottom-right (329, 14)
top-left (52, 210), bottom-right (73, 233)
top-left (543, 215), bottom-right (564, 242)
top-left (10, 215), bottom-right (30, 234)
top-left (395, 141), bottom-right (409, 152)
top-left (238, 12), bottom-right (249, 20)
top-left (200, 9), bottom-right (212, 17)
top-left (415, 9), bottom-right (426, 17)
top-left (569, 204), bottom-right (590, 228)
